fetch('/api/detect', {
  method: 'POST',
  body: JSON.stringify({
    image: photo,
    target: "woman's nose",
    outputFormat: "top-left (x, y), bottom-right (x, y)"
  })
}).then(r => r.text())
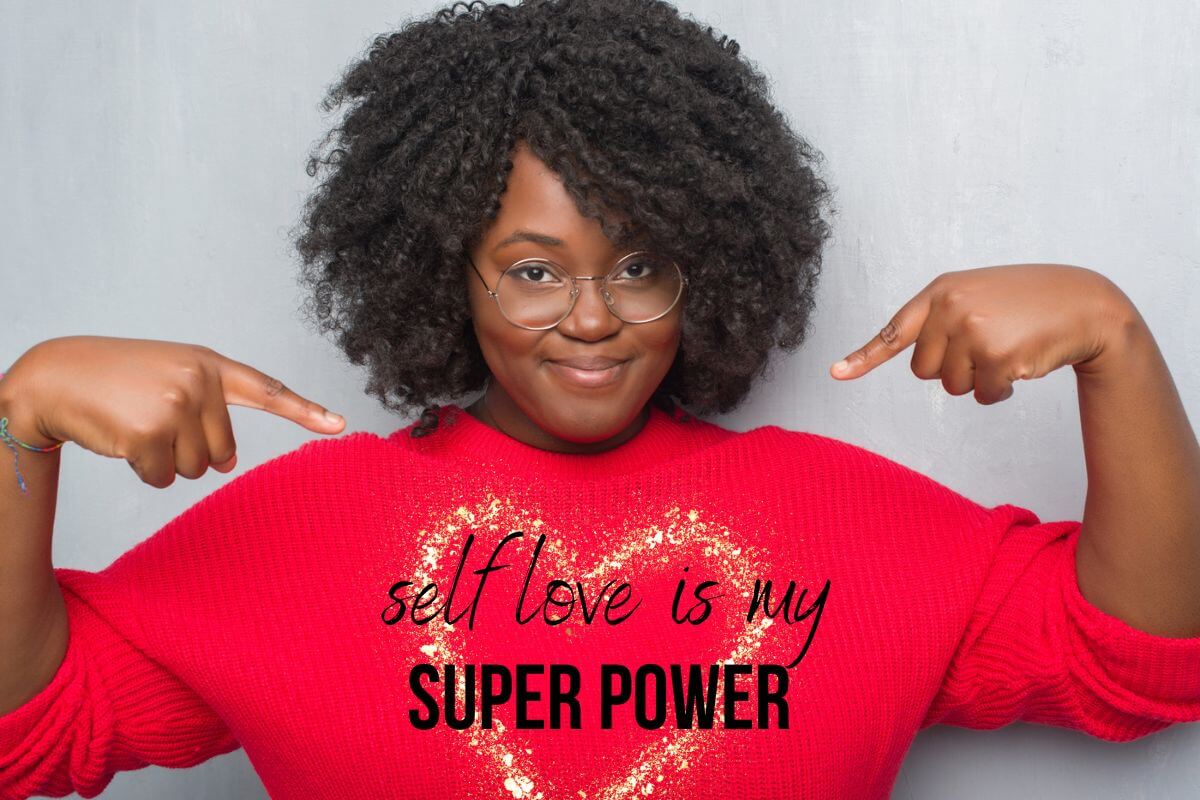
top-left (558, 278), bottom-right (622, 335)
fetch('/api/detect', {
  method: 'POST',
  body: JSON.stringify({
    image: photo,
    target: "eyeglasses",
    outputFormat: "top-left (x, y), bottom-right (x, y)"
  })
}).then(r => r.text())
top-left (466, 250), bottom-right (688, 330)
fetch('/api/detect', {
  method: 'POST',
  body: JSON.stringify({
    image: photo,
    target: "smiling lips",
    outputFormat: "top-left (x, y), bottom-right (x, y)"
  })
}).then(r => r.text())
top-left (546, 356), bottom-right (630, 388)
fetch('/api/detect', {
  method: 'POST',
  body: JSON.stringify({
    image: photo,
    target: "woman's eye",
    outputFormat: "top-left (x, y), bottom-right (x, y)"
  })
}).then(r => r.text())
top-left (616, 260), bottom-right (656, 281)
top-left (510, 264), bottom-right (558, 283)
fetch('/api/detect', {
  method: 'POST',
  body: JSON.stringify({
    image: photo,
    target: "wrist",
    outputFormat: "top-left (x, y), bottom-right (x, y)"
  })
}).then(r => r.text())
top-left (0, 373), bottom-right (63, 451)
top-left (1072, 287), bottom-right (1150, 379)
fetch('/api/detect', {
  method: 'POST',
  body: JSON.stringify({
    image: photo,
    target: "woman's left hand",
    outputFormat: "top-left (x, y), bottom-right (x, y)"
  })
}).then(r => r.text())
top-left (829, 263), bottom-right (1140, 403)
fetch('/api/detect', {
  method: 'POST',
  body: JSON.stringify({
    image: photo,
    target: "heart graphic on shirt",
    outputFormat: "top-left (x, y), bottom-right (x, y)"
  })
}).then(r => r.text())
top-left (404, 492), bottom-right (803, 800)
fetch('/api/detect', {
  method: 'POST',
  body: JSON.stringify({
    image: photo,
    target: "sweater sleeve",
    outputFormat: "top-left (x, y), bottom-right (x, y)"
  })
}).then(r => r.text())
top-left (919, 502), bottom-right (1200, 741)
top-left (0, 446), bottom-right (299, 799)
top-left (0, 568), bottom-right (240, 800)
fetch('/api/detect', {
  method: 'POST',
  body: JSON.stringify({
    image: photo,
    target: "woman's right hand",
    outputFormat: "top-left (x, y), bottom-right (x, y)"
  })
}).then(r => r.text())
top-left (0, 335), bottom-right (345, 488)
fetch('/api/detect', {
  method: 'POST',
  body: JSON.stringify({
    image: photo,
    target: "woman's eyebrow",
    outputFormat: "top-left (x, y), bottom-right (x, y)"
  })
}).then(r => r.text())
top-left (492, 229), bottom-right (654, 255)
top-left (493, 230), bottom-right (565, 251)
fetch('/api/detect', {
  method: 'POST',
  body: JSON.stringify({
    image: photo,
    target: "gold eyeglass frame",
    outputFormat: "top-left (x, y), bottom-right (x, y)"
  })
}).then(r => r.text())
top-left (466, 250), bottom-right (688, 331)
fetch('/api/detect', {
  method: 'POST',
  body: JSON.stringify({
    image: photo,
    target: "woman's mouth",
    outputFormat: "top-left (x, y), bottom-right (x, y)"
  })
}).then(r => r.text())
top-left (545, 359), bottom-right (630, 389)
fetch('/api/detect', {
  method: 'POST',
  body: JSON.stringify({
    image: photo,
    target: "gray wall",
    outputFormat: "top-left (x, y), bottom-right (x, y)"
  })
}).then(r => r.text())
top-left (3, 1), bottom-right (1197, 797)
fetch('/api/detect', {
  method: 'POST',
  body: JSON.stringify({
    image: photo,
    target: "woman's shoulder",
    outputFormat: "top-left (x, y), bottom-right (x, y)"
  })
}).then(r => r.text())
top-left (183, 429), bottom-right (390, 511)
top-left (734, 420), bottom-right (895, 466)
top-left (270, 429), bottom-right (387, 467)
top-left (750, 422), bottom-right (985, 512)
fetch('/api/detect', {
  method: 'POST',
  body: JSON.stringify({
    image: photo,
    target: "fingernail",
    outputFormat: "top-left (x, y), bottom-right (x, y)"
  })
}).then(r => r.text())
top-left (832, 359), bottom-right (849, 374)
top-left (325, 410), bottom-right (343, 423)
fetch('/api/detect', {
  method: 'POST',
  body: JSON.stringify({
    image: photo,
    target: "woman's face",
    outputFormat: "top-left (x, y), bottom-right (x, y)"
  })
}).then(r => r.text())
top-left (463, 141), bottom-right (684, 452)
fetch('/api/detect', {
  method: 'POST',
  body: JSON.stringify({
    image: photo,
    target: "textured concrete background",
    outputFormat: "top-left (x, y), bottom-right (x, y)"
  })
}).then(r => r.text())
top-left (2, 1), bottom-right (1197, 797)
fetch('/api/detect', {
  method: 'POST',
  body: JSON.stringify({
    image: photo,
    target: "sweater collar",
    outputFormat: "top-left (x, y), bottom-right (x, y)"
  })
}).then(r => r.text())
top-left (394, 401), bottom-right (737, 480)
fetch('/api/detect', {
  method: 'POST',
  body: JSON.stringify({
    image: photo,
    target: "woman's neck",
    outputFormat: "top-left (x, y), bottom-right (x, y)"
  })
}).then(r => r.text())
top-left (463, 381), bottom-right (651, 455)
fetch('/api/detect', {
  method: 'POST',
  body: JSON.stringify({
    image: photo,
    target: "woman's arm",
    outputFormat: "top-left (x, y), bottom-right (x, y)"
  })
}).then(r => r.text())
top-left (0, 337), bottom-right (344, 716)
top-left (1072, 300), bottom-right (1200, 637)
top-left (0, 352), bottom-right (70, 716)
top-left (829, 262), bottom-right (1200, 638)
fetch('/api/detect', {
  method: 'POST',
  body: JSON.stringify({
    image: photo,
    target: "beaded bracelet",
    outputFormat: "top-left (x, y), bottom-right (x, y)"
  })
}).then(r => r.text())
top-left (0, 370), bottom-right (65, 495)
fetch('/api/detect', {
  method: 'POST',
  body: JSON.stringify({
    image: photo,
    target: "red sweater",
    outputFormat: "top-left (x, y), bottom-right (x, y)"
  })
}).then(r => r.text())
top-left (2, 402), bottom-right (1199, 799)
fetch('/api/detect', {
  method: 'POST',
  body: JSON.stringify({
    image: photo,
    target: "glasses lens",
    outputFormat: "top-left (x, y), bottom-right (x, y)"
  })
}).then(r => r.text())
top-left (606, 252), bottom-right (683, 323)
top-left (495, 254), bottom-right (683, 328)
top-left (495, 260), bottom-right (575, 329)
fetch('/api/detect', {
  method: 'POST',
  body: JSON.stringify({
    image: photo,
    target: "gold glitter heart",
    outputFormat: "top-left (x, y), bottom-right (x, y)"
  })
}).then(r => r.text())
top-left (405, 492), bottom-right (801, 800)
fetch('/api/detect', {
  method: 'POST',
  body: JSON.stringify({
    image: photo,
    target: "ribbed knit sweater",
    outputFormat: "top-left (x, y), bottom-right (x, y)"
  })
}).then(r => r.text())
top-left (2, 402), bottom-right (1199, 799)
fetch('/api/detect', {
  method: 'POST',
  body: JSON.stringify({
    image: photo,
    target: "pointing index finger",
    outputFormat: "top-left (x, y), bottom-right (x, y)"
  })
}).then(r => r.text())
top-left (216, 355), bottom-right (345, 432)
top-left (830, 290), bottom-right (932, 380)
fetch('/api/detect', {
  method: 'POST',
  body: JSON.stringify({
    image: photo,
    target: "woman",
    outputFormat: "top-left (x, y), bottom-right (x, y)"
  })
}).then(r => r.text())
top-left (1, 1), bottom-right (1198, 798)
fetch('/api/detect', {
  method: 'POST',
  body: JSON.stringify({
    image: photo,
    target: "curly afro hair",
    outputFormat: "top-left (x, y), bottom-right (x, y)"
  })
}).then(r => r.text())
top-left (290, 0), bottom-right (837, 424)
